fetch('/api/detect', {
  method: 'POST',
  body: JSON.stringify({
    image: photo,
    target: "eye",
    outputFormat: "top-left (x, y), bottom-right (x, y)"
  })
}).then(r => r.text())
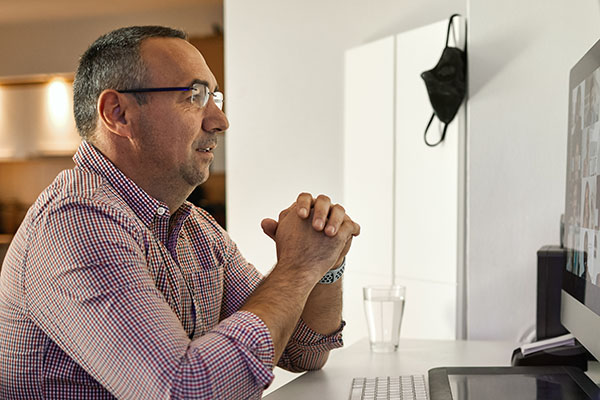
top-left (189, 84), bottom-right (210, 107)
top-left (189, 87), bottom-right (201, 105)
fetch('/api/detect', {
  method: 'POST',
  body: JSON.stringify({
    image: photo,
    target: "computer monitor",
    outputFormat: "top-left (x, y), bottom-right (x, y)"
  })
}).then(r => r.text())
top-left (562, 37), bottom-right (600, 362)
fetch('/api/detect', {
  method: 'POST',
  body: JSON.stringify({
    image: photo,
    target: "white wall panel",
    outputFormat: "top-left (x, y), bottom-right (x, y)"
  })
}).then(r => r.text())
top-left (395, 20), bottom-right (461, 287)
top-left (343, 19), bottom-right (465, 342)
top-left (344, 36), bottom-right (395, 279)
top-left (467, 0), bottom-right (600, 340)
top-left (400, 279), bottom-right (457, 340)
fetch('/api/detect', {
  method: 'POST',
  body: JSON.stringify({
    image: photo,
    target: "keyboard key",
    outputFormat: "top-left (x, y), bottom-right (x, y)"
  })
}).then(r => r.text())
top-left (349, 375), bottom-right (428, 400)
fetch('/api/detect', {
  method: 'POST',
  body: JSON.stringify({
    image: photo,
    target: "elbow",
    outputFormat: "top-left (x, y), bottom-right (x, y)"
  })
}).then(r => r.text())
top-left (305, 351), bottom-right (330, 371)
top-left (285, 351), bottom-right (331, 372)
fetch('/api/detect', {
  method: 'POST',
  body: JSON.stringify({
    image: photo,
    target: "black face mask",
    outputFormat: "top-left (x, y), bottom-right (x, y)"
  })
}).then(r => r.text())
top-left (421, 14), bottom-right (467, 147)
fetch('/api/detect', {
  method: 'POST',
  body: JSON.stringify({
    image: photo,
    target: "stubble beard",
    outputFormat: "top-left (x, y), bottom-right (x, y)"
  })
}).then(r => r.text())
top-left (180, 159), bottom-right (210, 188)
top-left (138, 115), bottom-right (210, 190)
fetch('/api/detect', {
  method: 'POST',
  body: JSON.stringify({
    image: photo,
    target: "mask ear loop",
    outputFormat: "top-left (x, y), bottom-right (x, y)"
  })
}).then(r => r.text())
top-left (445, 13), bottom-right (460, 47)
top-left (424, 114), bottom-right (449, 147)
top-left (423, 13), bottom-right (461, 147)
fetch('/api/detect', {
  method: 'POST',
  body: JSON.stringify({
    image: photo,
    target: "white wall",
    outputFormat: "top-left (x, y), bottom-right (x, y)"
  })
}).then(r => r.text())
top-left (224, 0), bottom-right (466, 273)
top-left (226, 0), bottom-right (600, 349)
top-left (467, 0), bottom-right (600, 340)
top-left (343, 20), bottom-right (465, 345)
top-left (224, 0), bottom-right (465, 393)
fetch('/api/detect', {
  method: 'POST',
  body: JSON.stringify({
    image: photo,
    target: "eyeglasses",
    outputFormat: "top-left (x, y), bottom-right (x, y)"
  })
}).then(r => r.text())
top-left (117, 82), bottom-right (223, 110)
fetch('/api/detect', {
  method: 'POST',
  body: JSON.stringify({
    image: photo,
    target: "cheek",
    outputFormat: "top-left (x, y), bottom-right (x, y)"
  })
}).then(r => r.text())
top-left (141, 104), bottom-right (200, 151)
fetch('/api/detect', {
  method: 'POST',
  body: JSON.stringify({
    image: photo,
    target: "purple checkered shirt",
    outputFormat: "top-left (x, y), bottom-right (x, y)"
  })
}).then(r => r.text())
top-left (0, 141), bottom-right (344, 399)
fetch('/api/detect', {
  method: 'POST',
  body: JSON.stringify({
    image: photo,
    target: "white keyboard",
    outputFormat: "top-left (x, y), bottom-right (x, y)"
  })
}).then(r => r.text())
top-left (349, 375), bottom-right (428, 400)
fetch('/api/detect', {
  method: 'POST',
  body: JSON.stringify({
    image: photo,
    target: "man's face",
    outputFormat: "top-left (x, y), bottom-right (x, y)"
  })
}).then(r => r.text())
top-left (132, 37), bottom-right (229, 191)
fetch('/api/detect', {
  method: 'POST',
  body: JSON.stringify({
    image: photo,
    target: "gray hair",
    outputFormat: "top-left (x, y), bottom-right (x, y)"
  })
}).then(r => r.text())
top-left (73, 26), bottom-right (187, 141)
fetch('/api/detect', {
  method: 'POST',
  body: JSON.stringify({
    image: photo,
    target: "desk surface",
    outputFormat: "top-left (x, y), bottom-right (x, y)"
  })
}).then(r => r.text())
top-left (265, 338), bottom-right (521, 399)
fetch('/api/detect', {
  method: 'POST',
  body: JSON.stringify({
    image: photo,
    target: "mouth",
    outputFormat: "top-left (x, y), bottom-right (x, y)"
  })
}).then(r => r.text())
top-left (196, 143), bottom-right (217, 153)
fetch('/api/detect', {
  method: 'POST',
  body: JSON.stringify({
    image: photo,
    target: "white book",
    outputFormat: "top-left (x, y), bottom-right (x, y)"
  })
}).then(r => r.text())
top-left (520, 333), bottom-right (576, 356)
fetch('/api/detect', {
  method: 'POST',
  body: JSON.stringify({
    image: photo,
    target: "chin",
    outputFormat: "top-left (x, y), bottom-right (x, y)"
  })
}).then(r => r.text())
top-left (182, 167), bottom-right (210, 187)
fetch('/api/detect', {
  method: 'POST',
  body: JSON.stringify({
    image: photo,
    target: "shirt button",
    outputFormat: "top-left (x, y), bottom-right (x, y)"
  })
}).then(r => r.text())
top-left (157, 207), bottom-right (167, 216)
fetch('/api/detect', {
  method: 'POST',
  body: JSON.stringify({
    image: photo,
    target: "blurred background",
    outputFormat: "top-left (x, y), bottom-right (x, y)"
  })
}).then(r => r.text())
top-left (0, 0), bottom-right (227, 263)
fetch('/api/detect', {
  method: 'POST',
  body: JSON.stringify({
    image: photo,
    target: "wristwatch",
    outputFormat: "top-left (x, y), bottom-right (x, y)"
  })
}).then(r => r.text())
top-left (319, 257), bottom-right (346, 284)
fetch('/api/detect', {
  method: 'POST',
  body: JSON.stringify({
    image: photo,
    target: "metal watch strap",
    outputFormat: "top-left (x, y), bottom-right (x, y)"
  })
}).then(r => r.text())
top-left (319, 257), bottom-right (346, 284)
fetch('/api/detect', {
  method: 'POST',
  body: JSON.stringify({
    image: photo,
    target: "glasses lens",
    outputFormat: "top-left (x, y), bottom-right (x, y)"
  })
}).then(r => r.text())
top-left (191, 83), bottom-right (208, 107)
top-left (213, 92), bottom-right (224, 110)
top-left (191, 83), bottom-right (224, 110)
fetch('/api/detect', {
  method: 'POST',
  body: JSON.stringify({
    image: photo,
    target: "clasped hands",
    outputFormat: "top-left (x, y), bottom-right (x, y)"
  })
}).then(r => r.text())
top-left (261, 193), bottom-right (361, 282)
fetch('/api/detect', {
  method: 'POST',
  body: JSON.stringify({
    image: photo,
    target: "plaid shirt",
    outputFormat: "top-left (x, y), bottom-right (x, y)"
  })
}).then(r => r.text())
top-left (0, 141), bottom-right (344, 399)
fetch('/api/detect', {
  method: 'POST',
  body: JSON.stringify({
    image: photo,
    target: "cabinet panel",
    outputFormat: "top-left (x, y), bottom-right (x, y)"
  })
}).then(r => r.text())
top-left (344, 36), bottom-right (396, 279)
top-left (399, 278), bottom-right (457, 340)
top-left (344, 18), bottom-right (465, 341)
top-left (394, 20), bottom-right (460, 286)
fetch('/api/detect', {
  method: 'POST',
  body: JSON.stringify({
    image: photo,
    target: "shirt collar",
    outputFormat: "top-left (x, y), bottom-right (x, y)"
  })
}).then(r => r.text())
top-left (73, 140), bottom-right (167, 227)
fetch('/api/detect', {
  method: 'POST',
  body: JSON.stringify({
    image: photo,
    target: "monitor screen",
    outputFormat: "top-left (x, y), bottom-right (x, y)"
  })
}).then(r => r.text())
top-left (563, 37), bottom-right (600, 361)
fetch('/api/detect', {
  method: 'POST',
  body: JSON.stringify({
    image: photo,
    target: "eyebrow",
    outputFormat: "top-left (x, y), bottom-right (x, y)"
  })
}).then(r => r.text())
top-left (189, 78), bottom-right (219, 92)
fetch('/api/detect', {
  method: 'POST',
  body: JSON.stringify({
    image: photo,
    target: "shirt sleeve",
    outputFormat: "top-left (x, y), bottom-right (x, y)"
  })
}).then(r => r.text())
top-left (277, 319), bottom-right (345, 372)
top-left (215, 223), bottom-right (346, 373)
top-left (24, 199), bottom-right (274, 399)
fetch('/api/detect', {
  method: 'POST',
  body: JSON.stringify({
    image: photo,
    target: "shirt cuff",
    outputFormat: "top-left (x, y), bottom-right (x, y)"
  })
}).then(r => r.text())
top-left (213, 311), bottom-right (275, 388)
top-left (290, 318), bottom-right (346, 353)
top-left (277, 318), bottom-right (345, 372)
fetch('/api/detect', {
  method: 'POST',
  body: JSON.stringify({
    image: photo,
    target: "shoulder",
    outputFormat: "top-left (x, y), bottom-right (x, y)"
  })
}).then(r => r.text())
top-left (28, 167), bottom-right (142, 239)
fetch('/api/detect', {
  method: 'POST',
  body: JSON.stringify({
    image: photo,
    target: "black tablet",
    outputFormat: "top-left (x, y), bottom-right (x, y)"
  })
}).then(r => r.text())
top-left (428, 366), bottom-right (600, 400)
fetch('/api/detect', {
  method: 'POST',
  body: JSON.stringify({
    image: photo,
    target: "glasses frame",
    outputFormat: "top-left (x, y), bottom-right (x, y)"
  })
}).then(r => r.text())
top-left (117, 83), bottom-right (223, 110)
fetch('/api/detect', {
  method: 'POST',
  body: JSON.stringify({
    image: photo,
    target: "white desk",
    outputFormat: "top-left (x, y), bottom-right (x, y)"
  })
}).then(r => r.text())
top-left (264, 338), bottom-right (545, 399)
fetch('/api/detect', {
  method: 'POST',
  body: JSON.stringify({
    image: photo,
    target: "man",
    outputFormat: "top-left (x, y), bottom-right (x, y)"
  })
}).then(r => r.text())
top-left (0, 26), bottom-right (360, 399)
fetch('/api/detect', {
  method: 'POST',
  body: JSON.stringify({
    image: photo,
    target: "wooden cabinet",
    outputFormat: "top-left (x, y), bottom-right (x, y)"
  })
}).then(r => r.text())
top-left (0, 77), bottom-right (80, 159)
top-left (188, 34), bottom-right (227, 227)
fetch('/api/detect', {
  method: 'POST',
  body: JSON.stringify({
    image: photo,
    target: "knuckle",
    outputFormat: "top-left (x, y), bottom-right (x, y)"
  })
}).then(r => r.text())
top-left (333, 203), bottom-right (346, 214)
top-left (316, 194), bottom-right (331, 203)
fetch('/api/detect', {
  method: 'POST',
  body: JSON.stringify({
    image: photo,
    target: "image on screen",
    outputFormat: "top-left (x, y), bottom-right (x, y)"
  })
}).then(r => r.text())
top-left (564, 62), bottom-right (600, 315)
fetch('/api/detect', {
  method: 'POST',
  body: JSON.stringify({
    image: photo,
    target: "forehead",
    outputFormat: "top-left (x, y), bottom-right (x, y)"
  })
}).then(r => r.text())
top-left (139, 37), bottom-right (217, 88)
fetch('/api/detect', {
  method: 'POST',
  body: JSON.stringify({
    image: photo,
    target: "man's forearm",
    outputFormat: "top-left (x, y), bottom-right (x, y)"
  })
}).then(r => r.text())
top-left (240, 261), bottom-right (319, 364)
top-left (301, 276), bottom-right (343, 335)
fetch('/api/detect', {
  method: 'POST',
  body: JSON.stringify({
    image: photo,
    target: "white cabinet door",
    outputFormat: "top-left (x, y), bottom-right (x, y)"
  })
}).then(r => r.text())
top-left (344, 18), bottom-right (465, 342)
top-left (343, 36), bottom-right (396, 346)
top-left (394, 19), bottom-right (464, 340)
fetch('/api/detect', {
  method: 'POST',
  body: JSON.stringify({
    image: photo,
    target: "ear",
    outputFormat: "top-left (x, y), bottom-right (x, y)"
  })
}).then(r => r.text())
top-left (97, 89), bottom-right (136, 139)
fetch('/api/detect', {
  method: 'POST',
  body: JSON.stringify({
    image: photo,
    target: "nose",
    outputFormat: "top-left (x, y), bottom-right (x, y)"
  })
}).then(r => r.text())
top-left (202, 98), bottom-right (229, 134)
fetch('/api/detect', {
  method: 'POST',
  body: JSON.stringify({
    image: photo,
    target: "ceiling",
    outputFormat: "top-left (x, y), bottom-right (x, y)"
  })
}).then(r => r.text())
top-left (0, 0), bottom-right (222, 24)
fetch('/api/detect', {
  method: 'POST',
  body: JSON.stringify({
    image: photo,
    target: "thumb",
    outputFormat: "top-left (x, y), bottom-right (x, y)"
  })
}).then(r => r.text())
top-left (261, 218), bottom-right (278, 241)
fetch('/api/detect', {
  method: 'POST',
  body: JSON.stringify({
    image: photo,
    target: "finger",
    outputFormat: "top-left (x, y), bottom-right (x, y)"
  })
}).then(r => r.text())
top-left (342, 211), bottom-right (361, 236)
top-left (261, 218), bottom-right (278, 240)
top-left (295, 192), bottom-right (314, 219)
top-left (336, 218), bottom-right (359, 243)
top-left (312, 194), bottom-right (331, 231)
top-left (352, 221), bottom-right (361, 236)
top-left (324, 204), bottom-right (345, 237)
top-left (278, 203), bottom-right (294, 221)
